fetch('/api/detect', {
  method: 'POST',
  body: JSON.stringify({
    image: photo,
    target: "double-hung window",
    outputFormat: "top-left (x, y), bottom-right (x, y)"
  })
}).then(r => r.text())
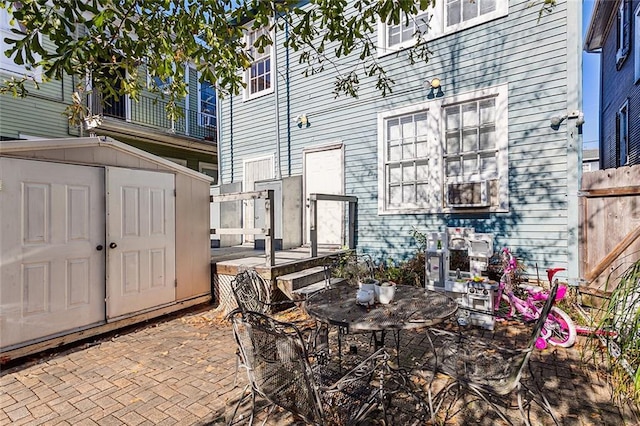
top-left (378, 1), bottom-right (507, 55)
top-left (0, 4), bottom-right (41, 81)
top-left (634, 3), bottom-right (640, 82)
top-left (378, 84), bottom-right (508, 214)
top-left (616, 0), bottom-right (631, 69)
top-left (199, 79), bottom-right (216, 128)
top-left (617, 101), bottom-right (629, 167)
top-left (244, 26), bottom-right (273, 99)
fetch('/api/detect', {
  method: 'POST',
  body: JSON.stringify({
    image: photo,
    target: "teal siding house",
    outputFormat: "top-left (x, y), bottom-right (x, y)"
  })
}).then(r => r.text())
top-left (0, 6), bottom-right (218, 180)
top-left (217, 0), bottom-right (585, 283)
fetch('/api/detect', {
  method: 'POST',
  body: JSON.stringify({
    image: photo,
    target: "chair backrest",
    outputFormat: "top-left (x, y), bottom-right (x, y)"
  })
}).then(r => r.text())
top-left (231, 269), bottom-right (271, 314)
top-left (236, 310), bottom-right (325, 424)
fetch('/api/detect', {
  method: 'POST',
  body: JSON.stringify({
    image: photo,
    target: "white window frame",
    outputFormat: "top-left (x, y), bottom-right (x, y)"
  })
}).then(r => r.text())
top-left (0, 6), bottom-right (42, 81)
top-left (243, 24), bottom-right (274, 100)
top-left (377, 83), bottom-right (508, 214)
top-left (377, 0), bottom-right (507, 56)
top-left (617, 100), bottom-right (629, 167)
top-left (634, 3), bottom-right (640, 82)
top-left (198, 74), bottom-right (216, 128)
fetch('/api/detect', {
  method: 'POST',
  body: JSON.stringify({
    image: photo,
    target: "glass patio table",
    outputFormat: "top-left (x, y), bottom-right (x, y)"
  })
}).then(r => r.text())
top-left (304, 283), bottom-right (458, 365)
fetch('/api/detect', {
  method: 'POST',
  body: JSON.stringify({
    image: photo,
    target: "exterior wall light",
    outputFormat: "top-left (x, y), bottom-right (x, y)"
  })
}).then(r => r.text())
top-left (425, 77), bottom-right (444, 99)
top-left (295, 114), bottom-right (310, 128)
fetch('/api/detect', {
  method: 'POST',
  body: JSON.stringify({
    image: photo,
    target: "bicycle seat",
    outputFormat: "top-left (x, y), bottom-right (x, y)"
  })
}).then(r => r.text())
top-left (546, 267), bottom-right (566, 283)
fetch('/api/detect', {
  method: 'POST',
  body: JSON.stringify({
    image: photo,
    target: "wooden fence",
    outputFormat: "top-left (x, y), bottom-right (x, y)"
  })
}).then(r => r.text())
top-left (580, 164), bottom-right (640, 301)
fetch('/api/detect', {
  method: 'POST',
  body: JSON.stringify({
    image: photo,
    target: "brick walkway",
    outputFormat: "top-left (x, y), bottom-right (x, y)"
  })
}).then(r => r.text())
top-left (0, 305), bottom-right (637, 425)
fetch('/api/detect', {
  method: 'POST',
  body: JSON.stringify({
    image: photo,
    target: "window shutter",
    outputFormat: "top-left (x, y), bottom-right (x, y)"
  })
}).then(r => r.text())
top-left (623, 0), bottom-right (631, 56)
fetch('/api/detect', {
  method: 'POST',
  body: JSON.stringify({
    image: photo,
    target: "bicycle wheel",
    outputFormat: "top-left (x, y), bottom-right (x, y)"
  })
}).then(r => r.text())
top-left (495, 294), bottom-right (514, 319)
top-left (544, 307), bottom-right (577, 348)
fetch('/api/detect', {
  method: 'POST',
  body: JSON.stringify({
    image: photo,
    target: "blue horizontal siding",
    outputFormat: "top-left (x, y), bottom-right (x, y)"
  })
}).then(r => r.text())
top-left (219, 0), bottom-right (578, 274)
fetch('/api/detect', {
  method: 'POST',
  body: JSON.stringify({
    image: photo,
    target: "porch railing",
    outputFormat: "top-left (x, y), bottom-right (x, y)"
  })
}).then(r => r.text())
top-left (308, 193), bottom-right (358, 257)
top-left (90, 92), bottom-right (216, 144)
top-left (210, 190), bottom-right (276, 266)
top-left (210, 190), bottom-right (358, 267)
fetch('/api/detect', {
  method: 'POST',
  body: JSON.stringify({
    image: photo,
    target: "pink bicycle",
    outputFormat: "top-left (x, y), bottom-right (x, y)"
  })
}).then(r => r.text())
top-left (494, 248), bottom-right (577, 349)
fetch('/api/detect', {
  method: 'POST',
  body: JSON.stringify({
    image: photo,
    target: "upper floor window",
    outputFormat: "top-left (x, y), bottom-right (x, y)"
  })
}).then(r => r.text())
top-left (446, 0), bottom-right (496, 27)
top-left (616, 0), bottom-right (631, 69)
top-left (0, 4), bottom-right (42, 81)
top-left (244, 26), bottom-right (273, 100)
top-left (378, 84), bottom-right (508, 214)
top-left (634, 3), bottom-right (640, 82)
top-left (147, 68), bottom-right (172, 93)
top-left (617, 100), bottom-right (629, 167)
top-left (199, 79), bottom-right (216, 127)
top-left (378, 0), bottom-right (507, 55)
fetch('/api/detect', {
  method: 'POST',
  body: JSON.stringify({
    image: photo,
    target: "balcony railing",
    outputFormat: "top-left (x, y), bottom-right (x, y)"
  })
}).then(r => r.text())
top-left (90, 92), bottom-right (216, 143)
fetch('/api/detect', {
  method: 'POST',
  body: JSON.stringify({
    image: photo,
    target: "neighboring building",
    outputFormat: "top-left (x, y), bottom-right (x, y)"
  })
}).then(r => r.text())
top-left (585, 0), bottom-right (640, 169)
top-left (0, 8), bottom-right (218, 182)
top-left (217, 1), bottom-right (584, 283)
top-left (583, 148), bottom-right (601, 172)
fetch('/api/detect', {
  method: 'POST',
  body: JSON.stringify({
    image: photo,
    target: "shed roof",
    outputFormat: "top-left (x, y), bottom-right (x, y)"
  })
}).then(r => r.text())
top-left (0, 136), bottom-right (213, 183)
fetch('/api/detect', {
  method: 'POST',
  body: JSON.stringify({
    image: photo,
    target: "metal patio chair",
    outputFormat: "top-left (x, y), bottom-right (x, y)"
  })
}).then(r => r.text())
top-left (421, 283), bottom-right (562, 425)
top-left (229, 269), bottom-right (324, 385)
top-left (227, 310), bottom-right (429, 426)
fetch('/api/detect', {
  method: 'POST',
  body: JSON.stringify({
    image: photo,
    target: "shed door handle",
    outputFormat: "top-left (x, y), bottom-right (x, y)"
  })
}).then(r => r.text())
top-left (109, 242), bottom-right (117, 249)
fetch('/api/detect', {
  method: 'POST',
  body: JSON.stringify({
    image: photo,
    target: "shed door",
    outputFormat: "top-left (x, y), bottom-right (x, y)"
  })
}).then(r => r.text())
top-left (303, 145), bottom-right (344, 246)
top-left (0, 158), bottom-right (105, 349)
top-left (105, 167), bottom-right (176, 320)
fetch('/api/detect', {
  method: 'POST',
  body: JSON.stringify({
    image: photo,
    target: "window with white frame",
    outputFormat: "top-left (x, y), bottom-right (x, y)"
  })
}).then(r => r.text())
top-left (617, 0), bottom-right (631, 69)
top-left (634, 3), bottom-right (640, 82)
top-left (378, 0), bottom-right (507, 54)
top-left (446, 0), bottom-right (497, 27)
top-left (146, 68), bottom-right (172, 93)
top-left (244, 26), bottom-right (273, 99)
top-left (378, 84), bottom-right (508, 214)
top-left (0, 4), bottom-right (42, 80)
top-left (199, 79), bottom-right (216, 127)
top-left (617, 100), bottom-right (629, 167)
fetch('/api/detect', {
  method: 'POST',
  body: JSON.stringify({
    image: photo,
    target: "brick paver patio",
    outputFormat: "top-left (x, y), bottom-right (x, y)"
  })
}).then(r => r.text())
top-left (1, 304), bottom-right (637, 425)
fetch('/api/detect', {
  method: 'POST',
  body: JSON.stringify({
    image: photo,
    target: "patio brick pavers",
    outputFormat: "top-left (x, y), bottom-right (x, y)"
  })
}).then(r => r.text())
top-left (0, 304), bottom-right (638, 426)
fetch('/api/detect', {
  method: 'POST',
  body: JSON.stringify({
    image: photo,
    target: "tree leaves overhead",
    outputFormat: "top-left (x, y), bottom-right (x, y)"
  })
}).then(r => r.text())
top-left (1, 0), bottom-right (554, 108)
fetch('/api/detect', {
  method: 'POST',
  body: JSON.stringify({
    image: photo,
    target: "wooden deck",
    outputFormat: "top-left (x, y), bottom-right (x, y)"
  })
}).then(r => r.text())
top-left (210, 244), bottom-right (347, 279)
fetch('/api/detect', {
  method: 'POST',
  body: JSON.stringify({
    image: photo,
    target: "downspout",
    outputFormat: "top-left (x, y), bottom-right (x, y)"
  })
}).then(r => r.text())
top-left (273, 11), bottom-right (282, 180)
top-left (285, 20), bottom-right (291, 177)
top-left (566, 0), bottom-right (583, 285)
top-left (216, 90), bottom-right (222, 184)
top-left (230, 95), bottom-right (234, 182)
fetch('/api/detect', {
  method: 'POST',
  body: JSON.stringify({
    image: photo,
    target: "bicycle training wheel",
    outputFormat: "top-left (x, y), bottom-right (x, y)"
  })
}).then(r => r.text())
top-left (544, 307), bottom-right (577, 348)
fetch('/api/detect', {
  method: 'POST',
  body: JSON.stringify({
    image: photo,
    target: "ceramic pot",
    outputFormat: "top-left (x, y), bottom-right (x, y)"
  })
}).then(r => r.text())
top-left (378, 281), bottom-right (396, 304)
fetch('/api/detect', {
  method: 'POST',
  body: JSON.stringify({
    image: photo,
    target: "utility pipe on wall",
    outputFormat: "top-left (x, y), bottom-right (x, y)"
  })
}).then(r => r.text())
top-left (273, 11), bottom-right (282, 180)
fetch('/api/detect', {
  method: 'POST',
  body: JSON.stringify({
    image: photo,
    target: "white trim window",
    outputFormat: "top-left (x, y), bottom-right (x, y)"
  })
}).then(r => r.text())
top-left (378, 84), bottom-right (508, 214)
top-left (0, 5), bottom-right (42, 81)
top-left (244, 25), bottom-right (273, 100)
top-left (634, 3), bottom-right (640, 82)
top-left (199, 78), bottom-right (216, 127)
top-left (617, 100), bottom-right (629, 167)
top-left (378, 0), bottom-right (507, 55)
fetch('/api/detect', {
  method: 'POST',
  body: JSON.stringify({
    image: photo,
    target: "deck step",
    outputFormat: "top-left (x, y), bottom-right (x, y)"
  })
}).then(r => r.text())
top-left (290, 277), bottom-right (345, 300)
top-left (277, 266), bottom-right (326, 299)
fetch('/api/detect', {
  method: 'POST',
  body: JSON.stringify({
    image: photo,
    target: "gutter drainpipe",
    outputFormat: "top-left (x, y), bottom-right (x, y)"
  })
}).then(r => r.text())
top-left (285, 21), bottom-right (291, 177)
top-left (273, 11), bottom-right (282, 180)
top-left (230, 95), bottom-right (234, 182)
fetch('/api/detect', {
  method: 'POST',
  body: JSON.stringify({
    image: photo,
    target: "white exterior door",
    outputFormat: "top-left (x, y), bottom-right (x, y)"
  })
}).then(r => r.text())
top-left (0, 158), bottom-right (105, 349)
top-left (243, 156), bottom-right (274, 243)
top-left (105, 167), bottom-right (176, 320)
top-left (303, 144), bottom-right (344, 246)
